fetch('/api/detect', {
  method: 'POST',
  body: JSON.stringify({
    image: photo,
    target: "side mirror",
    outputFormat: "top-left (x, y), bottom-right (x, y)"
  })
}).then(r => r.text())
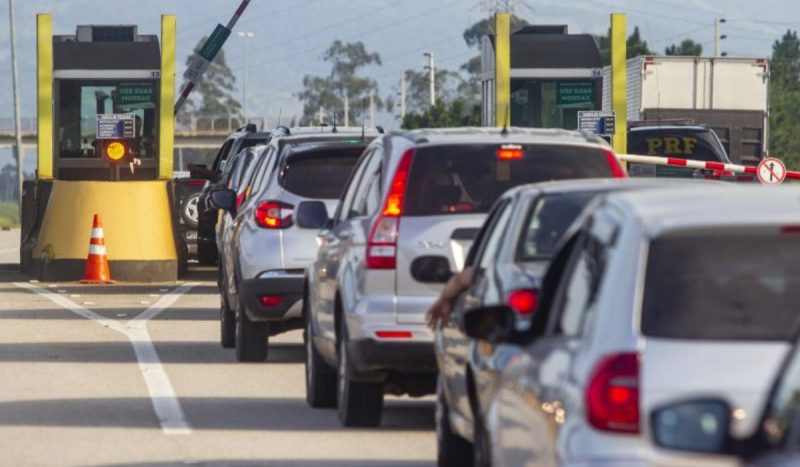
top-left (210, 189), bottom-right (236, 213)
top-left (411, 256), bottom-right (453, 283)
top-left (651, 399), bottom-right (732, 454)
top-left (461, 305), bottom-right (516, 343)
top-left (296, 201), bottom-right (330, 229)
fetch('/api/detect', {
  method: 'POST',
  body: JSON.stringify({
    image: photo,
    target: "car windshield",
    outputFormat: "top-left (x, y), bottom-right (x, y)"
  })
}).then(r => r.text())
top-left (628, 129), bottom-right (728, 163)
top-left (516, 192), bottom-right (597, 260)
top-left (642, 228), bottom-right (800, 340)
top-left (403, 144), bottom-right (613, 216)
top-left (279, 145), bottom-right (366, 199)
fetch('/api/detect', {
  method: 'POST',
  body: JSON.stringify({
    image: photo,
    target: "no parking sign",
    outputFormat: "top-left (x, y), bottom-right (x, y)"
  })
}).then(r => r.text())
top-left (757, 157), bottom-right (787, 185)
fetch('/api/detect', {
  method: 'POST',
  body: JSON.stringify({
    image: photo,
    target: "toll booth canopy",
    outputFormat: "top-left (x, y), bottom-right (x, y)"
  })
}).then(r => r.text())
top-left (53, 25), bottom-right (161, 180)
top-left (481, 25), bottom-right (603, 129)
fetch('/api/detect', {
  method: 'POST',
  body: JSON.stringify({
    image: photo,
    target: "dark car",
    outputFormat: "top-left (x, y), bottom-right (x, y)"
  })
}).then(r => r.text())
top-left (626, 124), bottom-right (735, 178)
top-left (194, 124), bottom-right (272, 265)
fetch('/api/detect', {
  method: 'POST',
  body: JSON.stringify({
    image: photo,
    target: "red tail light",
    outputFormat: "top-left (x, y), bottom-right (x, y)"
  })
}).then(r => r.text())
top-left (259, 295), bottom-right (284, 307)
top-left (366, 149), bottom-right (414, 269)
top-left (375, 330), bottom-right (413, 339)
top-left (497, 144), bottom-right (524, 160)
top-left (586, 352), bottom-right (640, 434)
top-left (602, 149), bottom-right (627, 178)
top-left (507, 289), bottom-right (538, 316)
top-left (255, 200), bottom-right (294, 229)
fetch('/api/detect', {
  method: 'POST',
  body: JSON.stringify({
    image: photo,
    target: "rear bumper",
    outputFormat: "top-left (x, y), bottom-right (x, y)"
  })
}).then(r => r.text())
top-left (347, 338), bottom-right (437, 374)
top-left (239, 276), bottom-right (304, 322)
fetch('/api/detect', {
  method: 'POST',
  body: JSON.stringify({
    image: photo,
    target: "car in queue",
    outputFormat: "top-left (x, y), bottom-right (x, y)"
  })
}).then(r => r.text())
top-left (461, 184), bottom-right (800, 467)
top-left (212, 127), bottom-right (380, 362)
top-left (303, 127), bottom-right (626, 428)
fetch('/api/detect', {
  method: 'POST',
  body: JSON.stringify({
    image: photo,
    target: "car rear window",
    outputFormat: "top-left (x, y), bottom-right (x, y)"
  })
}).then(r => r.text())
top-left (279, 146), bottom-right (365, 199)
top-left (628, 129), bottom-right (727, 163)
top-left (403, 144), bottom-right (612, 216)
top-left (517, 192), bottom-right (597, 260)
top-left (642, 230), bottom-right (800, 341)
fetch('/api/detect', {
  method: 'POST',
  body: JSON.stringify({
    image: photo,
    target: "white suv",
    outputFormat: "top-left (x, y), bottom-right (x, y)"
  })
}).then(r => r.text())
top-left (462, 184), bottom-right (800, 466)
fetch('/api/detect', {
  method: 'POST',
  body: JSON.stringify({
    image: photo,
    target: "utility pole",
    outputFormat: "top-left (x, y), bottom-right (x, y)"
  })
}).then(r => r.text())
top-left (238, 31), bottom-right (254, 122)
top-left (344, 95), bottom-right (349, 127)
top-left (369, 95), bottom-right (375, 127)
top-left (424, 52), bottom-right (436, 106)
top-left (319, 106), bottom-right (324, 125)
top-left (400, 72), bottom-right (407, 120)
top-left (714, 18), bottom-right (727, 57)
top-left (8, 0), bottom-right (23, 213)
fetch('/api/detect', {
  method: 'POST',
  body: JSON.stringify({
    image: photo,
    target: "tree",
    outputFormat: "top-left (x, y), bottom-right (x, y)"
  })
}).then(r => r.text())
top-left (769, 30), bottom-right (800, 168)
top-left (402, 98), bottom-right (481, 129)
top-left (178, 37), bottom-right (242, 122)
top-left (665, 39), bottom-right (703, 56)
top-left (402, 68), bottom-right (463, 115)
top-left (462, 14), bottom-right (531, 48)
top-left (595, 26), bottom-right (653, 66)
top-left (296, 40), bottom-right (384, 126)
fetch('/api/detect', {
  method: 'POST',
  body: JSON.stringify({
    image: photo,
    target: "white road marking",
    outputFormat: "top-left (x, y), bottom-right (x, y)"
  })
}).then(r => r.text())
top-left (13, 282), bottom-right (197, 435)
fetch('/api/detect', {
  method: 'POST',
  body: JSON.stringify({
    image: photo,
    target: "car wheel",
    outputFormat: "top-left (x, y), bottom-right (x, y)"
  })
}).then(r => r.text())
top-left (336, 318), bottom-right (383, 427)
top-left (305, 301), bottom-right (337, 408)
top-left (235, 308), bottom-right (268, 362)
top-left (473, 406), bottom-right (492, 467)
top-left (181, 193), bottom-right (200, 229)
top-left (436, 377), bottom-right (474, 467)
top-left (220, 290), bottom-right (235, 349)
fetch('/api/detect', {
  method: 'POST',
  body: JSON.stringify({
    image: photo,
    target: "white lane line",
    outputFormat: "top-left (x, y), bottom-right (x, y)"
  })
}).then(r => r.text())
top-left (13, 282), bottom-right (197, 435)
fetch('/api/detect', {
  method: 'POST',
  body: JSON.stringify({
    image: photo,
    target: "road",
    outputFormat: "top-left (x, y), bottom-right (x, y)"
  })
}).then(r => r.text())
top-left (0, 230), bottom-right (435, 467)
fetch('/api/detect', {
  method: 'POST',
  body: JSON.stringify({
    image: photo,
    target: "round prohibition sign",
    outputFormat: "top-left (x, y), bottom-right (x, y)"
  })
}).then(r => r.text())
top-left (757, 157), bottom-right (787, 185)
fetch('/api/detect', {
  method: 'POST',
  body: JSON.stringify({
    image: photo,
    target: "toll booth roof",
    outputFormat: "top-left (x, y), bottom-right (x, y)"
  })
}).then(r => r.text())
top-left (487, 27), bottom-right (602, 69)
top-left (53, 40), bottom-right (160, 70)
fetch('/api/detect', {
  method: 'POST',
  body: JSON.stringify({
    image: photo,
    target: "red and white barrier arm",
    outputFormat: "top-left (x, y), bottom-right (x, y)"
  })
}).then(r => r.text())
top-left (617, 154), bottom-right (800, 181)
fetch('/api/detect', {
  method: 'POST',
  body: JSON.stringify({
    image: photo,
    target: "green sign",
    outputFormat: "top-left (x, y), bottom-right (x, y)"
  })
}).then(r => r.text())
top-left (198, 24), bottom-right (231, 61)
top-left (116, 82), bottom-right (155, 106)
top-left (557, 81), bottom-right (595, 106)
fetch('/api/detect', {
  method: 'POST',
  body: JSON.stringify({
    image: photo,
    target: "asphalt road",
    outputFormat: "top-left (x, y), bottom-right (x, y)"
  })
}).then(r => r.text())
top-left (0, 230), bottom-right (435, 466)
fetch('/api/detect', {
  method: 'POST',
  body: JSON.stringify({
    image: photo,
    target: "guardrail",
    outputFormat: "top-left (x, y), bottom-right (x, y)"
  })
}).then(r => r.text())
top-left (0, 118), bottom-right (37, 136)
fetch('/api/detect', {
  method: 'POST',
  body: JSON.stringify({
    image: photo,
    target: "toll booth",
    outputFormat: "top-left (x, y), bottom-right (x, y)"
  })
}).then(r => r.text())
top-left (481, 24), bottom-right (603, 129)
top-left (21, 17), bottom-right (182, 282)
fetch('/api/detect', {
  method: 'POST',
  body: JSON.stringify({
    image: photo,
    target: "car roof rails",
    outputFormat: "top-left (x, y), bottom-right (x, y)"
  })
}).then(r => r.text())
top-left (375, 125), bottom-right (385, 134)
top-left (236, 123), bottom-right (258, 133)
top-left (274, 125), bottom-right (291, 136)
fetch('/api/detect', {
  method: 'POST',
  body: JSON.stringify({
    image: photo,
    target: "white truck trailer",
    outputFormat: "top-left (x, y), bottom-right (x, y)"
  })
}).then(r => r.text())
top-left (602, 56), bottom-right (770, 164)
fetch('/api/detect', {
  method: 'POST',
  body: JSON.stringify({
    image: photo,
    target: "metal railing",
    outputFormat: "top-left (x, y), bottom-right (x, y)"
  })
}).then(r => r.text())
top-left (175, 116), bottom-right (265, 136)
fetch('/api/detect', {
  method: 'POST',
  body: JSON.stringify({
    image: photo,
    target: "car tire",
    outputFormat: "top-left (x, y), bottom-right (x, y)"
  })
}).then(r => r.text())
top-left (336, 318), bottom-right (383, 427)
top-left (473, 406), bottom-right (492, 467)
top-left (181, 193), bottom-right (200, 229)
top-left (436, 377), bottom-right (474, 467)
top-left (235, 309), bottom-right (268, 362)
top-left (305, 301), bottom-right (337, 408)
top-left (220, 290), bottom-right (235, 349)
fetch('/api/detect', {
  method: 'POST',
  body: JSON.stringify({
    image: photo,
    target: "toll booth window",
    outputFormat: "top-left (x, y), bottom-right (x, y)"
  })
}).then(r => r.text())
top-left (57, 80), bottom-right (158, 159)
top-left (510, 79), bottom-right (598, 130)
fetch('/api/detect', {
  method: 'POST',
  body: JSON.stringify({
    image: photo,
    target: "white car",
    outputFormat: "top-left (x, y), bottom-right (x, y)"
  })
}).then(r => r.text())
top-left (460, 184), bottom-right (800, 466)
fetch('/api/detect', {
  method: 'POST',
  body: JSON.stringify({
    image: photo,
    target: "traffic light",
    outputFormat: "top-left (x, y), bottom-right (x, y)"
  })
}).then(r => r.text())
top-left (100, 139), bottom-right (131, 164)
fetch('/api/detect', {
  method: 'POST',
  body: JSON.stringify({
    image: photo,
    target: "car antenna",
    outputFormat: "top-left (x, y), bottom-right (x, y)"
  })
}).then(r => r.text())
top-left (501, 104), bottom-right (510, 135)
top-left (278, 107), bottom-right (282, 126)
top-left (360, 103), bottom-right (366, 139)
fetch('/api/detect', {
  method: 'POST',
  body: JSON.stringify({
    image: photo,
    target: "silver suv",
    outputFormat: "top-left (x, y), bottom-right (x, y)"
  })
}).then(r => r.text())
top-left (212, 127), bottom-right (380, 362)
top-left (303, 127), bottom-right (625, 427)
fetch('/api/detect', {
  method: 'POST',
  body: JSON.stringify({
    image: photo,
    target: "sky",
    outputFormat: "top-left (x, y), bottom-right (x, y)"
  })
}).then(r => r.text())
top-left (0, 0), bottom-right (798, 131)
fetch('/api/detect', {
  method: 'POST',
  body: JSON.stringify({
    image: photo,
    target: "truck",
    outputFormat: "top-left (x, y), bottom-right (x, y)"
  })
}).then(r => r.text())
top-left (602, 56), bottom-right (770, 164)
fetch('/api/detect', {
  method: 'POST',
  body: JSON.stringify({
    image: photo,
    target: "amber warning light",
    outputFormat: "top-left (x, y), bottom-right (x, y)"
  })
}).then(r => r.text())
top-left (497, 144), bottom-right (524, 160)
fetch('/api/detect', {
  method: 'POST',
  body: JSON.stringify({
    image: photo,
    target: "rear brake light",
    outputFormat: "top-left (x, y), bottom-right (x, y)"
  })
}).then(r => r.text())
top-left (255, 200), bottom-right (294, 229)
top-left (507, 289), bottom-right (538, 316)
top-left (602, 149), bottom-right (627, 178)
top-left (259, 295), bottom-right (284, 307)
top-left (586, 352), bottom-right (640, 434)
top-left (367, 149), bottom-right (415, 269)
top-left (183, 179), bottom-right (206, 186)
top-left (235, 192), bottom-right (246, 209)
top-left (497, 144), bottom-right (524, 160)
top-left (375, 331), bottom-right (412, 339)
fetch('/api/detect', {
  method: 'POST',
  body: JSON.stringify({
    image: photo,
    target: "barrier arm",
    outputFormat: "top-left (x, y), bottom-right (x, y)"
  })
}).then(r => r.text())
top-left (617, 154), bottom-right (800, 181)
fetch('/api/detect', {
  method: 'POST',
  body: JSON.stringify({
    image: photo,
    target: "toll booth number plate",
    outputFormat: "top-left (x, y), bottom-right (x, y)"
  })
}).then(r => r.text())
top-left (96, 113), bottom-right (136, 140)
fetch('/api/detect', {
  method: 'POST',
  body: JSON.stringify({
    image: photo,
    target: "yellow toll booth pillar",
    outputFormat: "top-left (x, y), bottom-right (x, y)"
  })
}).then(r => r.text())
top-left (37, 14), bottom-right (53, 179)
top-left (494, 12), bottom-right (511, 127)
top-left (159, 14), bottom-right (176, 179)
top-left (611, 13), bottom-right (627, 153)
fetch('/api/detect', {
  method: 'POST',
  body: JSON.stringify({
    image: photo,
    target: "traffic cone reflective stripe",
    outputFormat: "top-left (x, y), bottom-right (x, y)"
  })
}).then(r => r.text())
top-left (81, 214), bottom-right (113, 284)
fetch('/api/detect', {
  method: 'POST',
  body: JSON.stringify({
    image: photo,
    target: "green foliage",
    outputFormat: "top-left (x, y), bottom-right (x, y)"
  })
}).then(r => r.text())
top-left (462, 14), bottom-right (530, 48)
top-left (665, 39), bottom-right (703, 57)
top-left (595, 26), bottom-right (653, 67)
top-left (402, 98), bottom-right (481, 129)
top-left (769, 30), bottom-right (800, 169)
top-left (178, 37), bottom-right (242, 121)
top-left (0, 202), bottom-right (19, 228)
top-left (296, 41), bottom-right (384, 125)
top-left (402, 68), bottom-right (464, 115)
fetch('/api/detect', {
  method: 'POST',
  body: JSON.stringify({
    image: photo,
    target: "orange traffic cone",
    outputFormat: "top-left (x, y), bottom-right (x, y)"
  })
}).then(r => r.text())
top-left (80, 214), bottom-right (113, 284)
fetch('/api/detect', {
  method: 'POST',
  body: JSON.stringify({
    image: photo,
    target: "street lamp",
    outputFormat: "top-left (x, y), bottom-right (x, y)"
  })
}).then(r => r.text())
top-left (238, 31), bottom-right (254, 122)
top-left (423, 52), bottom-right (435, 106)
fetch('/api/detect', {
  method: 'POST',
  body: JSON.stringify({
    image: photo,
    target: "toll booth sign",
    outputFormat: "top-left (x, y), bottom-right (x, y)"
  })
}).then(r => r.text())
top-left (578, 110), bottom-right (616, 137)
top-left (96, 113), bottom-right (136, 140)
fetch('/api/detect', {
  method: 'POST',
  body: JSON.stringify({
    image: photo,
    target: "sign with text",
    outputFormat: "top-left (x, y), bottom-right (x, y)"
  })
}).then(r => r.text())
top-left (96, 113), bottom-right (136, 140)
top-left (578, 110), bottom-right (616, 137)
top-left (115, 83), bottom-right (155, 106)
top-left (557, 81), bottom-right (595, 106)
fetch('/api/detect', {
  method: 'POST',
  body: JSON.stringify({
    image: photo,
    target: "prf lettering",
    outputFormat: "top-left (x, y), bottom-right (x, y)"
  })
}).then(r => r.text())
top-left (646, 137), bottom-right (698, 156)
